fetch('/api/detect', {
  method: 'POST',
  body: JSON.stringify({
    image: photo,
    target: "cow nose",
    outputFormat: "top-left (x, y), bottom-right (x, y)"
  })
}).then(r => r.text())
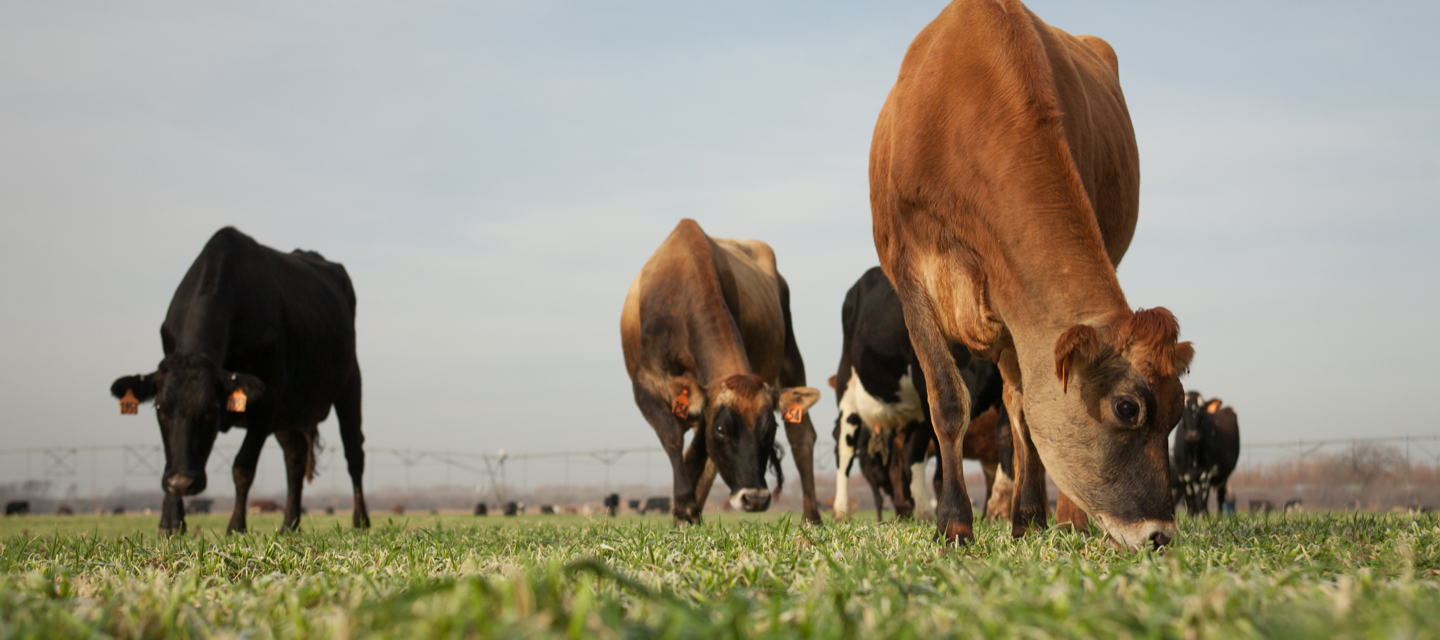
top-left (1148, 530), bottom-right (1172, 549)
top-left (742, 490), bottom-right (771, 512)
top-left (165, 474), bottom-right (192, 495)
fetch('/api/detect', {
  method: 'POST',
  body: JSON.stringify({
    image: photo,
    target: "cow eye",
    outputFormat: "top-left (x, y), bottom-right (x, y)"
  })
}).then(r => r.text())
top-left (1113, 397), bottom-right (1140, 422)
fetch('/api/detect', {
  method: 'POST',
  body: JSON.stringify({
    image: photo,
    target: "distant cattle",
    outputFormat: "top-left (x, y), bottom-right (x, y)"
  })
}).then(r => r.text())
top-left (603, 494), bottom-right (620, 517)
top-left (830, 267), bottom-right (1010, 522)
top-left (474, 503), bottom-right (488, 516)
top-left (869, 0), bottom-right (1193, 548)
top-left (251, 499), bottom-right (282, 513)
top-left (5, 501), bottom-right (29, 516)
top-left (622, 219), bottom-right (823, 524)
top-left (110, 227), bottom-right (370, 535)
top-left (186, 498), bottom-right (213, 515)
top-left (1173, 392), bottom-right (1241, 515)
top-left (390, 504), bottom-right (404, 515)
top-left (503, 502), bottom-right (522, 516)
top-left (56, 505), bottom-right (74, 516)
top-left (640, 497), bottom-right (671, 515)
top-left (539, 505), bottom-right (556, 515)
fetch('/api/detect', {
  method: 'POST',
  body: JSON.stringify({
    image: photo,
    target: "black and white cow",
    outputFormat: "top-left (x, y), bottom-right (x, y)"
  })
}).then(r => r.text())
top-left (110, 227), bottom-right (370, 535)
top-left (832, 267), bottom-right (1006, 521)
top-left (1172, 391), bottom-right (1241, 515)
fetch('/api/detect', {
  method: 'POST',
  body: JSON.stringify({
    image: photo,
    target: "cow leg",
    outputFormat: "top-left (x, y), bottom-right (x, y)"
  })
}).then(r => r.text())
top-left (227, 428), bottom-right (270, 534)
top-left (979, 460), bottom-right (997, 519)
top-left (893, 284), bottom-right (973, 545)
top-left (834, 416), bottom-right (860, 521)
top-left (1009, 408), bottom-right (1050, 536)
top-left (1055, 492), bottom-right (1090, 533)
top-left (903, 423), bottom-right (936, 520)
top-left (334, 373), bottom-right (370, 529)
top-left (1199, 472), bottom-right (1213, 516)
top-left (998, 350), bottom-right (1047, 537)
top-left (1214, 477), bottom-right (1230, 514)
top-left (986, 407), bottom-right (1015, 520)
top-left (784, 413), bottom-right (822, 525)
top-left (159, 492), bottom-right (186, 536)
top-left (888, 429), bottom-right (915, 519)
top-left (274, 428), bottom-right (312, 532)
top-left (691, 456), bottom-right (718, 509)
top-left (634, 384), bottom-right (703, 524)
top-left (871, 474), bottom-right (886, 522)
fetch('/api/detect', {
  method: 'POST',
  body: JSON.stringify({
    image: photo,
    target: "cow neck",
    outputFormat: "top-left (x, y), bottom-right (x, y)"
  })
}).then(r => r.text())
top-left (687, 310), bottom-right (753, 387)
top-left (988, 215), bottom-right (1132, 384)
top-left (170, 291), bottom-right (233, 366)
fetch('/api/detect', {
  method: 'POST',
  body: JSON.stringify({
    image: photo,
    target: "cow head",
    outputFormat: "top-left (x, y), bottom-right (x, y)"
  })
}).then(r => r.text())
top-left (1035, 307), bottom-right (1193, 550)
top-left (695, 374), bottom-right (818, 512)
top-left (111, 354), bottom-right (264, 497)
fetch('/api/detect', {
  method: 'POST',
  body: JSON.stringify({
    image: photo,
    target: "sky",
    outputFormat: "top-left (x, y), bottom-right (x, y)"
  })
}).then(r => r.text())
top-left (1, 1), bottom-right (1437, 494)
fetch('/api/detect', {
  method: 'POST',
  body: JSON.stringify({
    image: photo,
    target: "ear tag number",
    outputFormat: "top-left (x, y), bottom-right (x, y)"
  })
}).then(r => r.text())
top-left (119, 389), bottom-right (139, 415)
top-left (782, 404), bottom-right (804, 424)
top-left (671, 388), bottom-right (690, 418)
top-left (227, 388), bottom-right (248, 413)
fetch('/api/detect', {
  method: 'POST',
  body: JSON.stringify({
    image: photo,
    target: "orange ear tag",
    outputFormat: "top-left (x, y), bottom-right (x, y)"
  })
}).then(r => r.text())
top-left (119, 389), bottom-right (139, 415)
top-left (782, 404), bottom-right (804, 424)
top-left (671, 388), bottom-right (690, 419)
top-left (227, 388), bottom-right (248, 413)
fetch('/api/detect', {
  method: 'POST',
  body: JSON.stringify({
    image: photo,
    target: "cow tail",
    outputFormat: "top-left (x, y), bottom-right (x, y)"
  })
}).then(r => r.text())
top-left (305, 431), bottom-right (320, 483)
top-left (770, 443), bottom-right (786, 500)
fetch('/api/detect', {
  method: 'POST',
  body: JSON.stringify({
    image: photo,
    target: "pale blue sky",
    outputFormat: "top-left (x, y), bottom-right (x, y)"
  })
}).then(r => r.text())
top-left (1, 1), bottom-right (1436, 492)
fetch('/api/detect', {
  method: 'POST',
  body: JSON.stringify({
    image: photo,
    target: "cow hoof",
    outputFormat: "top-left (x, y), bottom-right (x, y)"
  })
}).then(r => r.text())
top-left (936, 521), bottom-right (974, 546)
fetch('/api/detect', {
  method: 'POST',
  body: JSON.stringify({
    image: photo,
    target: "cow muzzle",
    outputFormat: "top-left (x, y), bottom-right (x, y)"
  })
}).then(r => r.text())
top-left (164, 472), bottom-right (206, 496)
top-left (1097, 516), bottom-right (1177, 551)
top-left (729, 488), bottom-right (771, 512)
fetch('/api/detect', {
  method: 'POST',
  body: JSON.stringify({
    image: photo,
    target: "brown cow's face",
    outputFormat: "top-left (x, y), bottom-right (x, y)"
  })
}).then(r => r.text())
top-left (1041, 308), bottom-right (1193, 550)
top-left (704, 375), bottom-right (782, 512)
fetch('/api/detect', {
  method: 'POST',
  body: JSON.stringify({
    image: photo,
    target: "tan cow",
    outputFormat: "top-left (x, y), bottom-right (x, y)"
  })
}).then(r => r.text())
top-left (622, 219), bottom-right (823, 524)
top-left (869, 0), bottom-right (1193, 549)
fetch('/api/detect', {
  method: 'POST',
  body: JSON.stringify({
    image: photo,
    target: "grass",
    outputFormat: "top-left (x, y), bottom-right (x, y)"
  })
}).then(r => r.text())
top-left (2, 510), bottom-right (1439, 639)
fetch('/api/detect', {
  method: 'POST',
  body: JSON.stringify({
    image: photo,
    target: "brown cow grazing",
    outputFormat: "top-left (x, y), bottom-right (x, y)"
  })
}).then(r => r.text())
top-left (870, 0), bottom-right (1193, 549)
top-left (622, 219), bottom-right (823, 524)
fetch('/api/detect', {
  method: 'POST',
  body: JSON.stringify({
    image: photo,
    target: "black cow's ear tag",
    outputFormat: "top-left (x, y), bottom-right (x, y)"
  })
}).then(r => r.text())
top-left (227, 388), bottom-right (248, 413)
top-left (782, 404), bottom-right (804, 424)
top-left (671, 388), bottom-right (689, 419)
top-left (119, 390), bottom-right (139, 415)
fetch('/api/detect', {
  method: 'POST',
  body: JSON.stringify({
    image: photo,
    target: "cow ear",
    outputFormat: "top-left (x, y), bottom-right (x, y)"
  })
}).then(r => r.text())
top-left (111, 373), bottom-right (158, 414)
top-left (1053, 325), bottom-right (1106, 393)
top-left (1205, 399), bottom-right (1222, 414)
top-left (668, 377), bottom-right (703, 419)
top-left (1172, 341), bottom-right (1195, 377)
top-left (776, 387), bottom-right (821, 423)
top-left (220, 371), bottom-right (266, 403)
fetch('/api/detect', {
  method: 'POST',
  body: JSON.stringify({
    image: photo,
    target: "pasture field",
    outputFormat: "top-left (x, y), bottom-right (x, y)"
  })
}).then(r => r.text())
top-left (2, 511), bottom-right (1439, 639)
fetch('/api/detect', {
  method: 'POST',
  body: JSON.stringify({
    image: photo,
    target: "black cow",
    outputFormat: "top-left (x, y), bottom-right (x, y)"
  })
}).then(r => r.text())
top-left (1172, 391), bottom-right (1241, 515)
top-left (832, 267), bottom-right (1007, 521)
top-left (5, 501), bottom-right (29, 516)
top-left (110, 227), bottom-right (370, 535)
